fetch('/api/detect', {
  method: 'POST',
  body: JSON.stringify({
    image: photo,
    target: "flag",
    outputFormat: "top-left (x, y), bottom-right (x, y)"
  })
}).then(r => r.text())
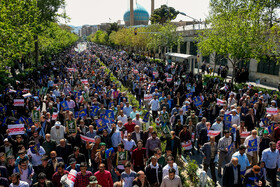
top-left (261, 118), bottom-right (269, 126)
top-left (0, 105), bottom-right (7, 113)
top-left (22, 88), bottom-right (29, 93)
top-left (52, 112), bottom-right (58, 120)
top-left (240, 131), bottom-right (251, 138)
top-left (9, 89), bottom-right (16, 93)
top-left (162, 125), bottom-right (171, 136)
top-left (90, 106), bottom-right (99, 116)
top-left (228, 143), bottom-right (234, 155)
top-left (79, 109), bottom-right (87, 117)
top-left (207, 130), bottom-right (221, 137)
top-left (217, 99), bottom-right (225, 106)
top-left (229, 126), bottom-right (236, 134)
top-left (186, 92), bottom-right (193, 99)
top-left (96, 119), bottom-right (107, 131)
top-left (105, 110), bottom-right (114, 121)
top-left (26, 118), bottom-right (33, 126)
top-left (266, 108), bottom-right (278, 115)
top-left (267, 123), bottom-right (275, 134)
top-left (60, 101), bottom-right (69, 111)
top-left (257, 127), bottom-right (264, 136)
top-left (105, 147), bottom-right (115, 158)
top-left (32, 110), bottom-right (40, 122)
top-left (193, 96), bottom-right (202, 107)
top-left (16, 117), bottom-right (26, 124)
top-left (74, 91), bottom-right (82, 98)
top-left (30, 143), bottom-right (40, 154)
top-left (224, 114), bottom-right (232, 128)
top-left (248, 138), bottom-right (257, 152)
top-left (166, 78), bottom-right (172, 82)
top-left (2, 117), bottom-right (7, 125)
top-left (8, 124), bottom-right (25, 135)
top-left (182, 141), bottom-right (192, 150)
top-left (14, 99), bottom-right (24, 106)
top-left (80, 135), bottom-right (95, 143)
top-left (143, 112), bottom-right (150, 123)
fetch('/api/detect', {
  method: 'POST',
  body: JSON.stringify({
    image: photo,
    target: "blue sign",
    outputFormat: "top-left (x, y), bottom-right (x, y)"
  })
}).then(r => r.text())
top-left (248, 139), bottom-right (257, 152)
top-left (186, 92), bottom-right (193, 99)
top-left (105, 110), bottom-right (114, 121)
top-left (105, 147), bottom-right (115, 158)
top-left (224, 114), bottom-right (232, 128)
top-left (193, 96), bottom-right (202, 107)
top-left (96, 119), bottom-right (107, 131)
top-left (267, 123), bottom-right (275, 134)
top-left (60, 101), bottom-right (69, 111)
top-left (143, 112), bottom-right (150, 123)
top-left (79, 109), bottom-right (87, 117)
top-left (90, 106), bottom-right (99, 117)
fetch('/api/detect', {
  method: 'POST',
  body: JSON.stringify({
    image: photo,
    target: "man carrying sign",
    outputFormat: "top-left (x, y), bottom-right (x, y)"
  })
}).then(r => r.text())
top-left (244, 130), bottom-right (260, 166)
top-left (217, 130), bottom-right (232, 177)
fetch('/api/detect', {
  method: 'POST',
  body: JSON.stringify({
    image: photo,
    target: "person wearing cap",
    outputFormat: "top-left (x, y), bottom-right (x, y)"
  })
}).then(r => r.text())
top-left (232, 144), bottom-right (250, 178)
top-left (244, 129), bottom-right (260, 166)
top-left (74, 162), bottom-right (93, 187)
top-left (66, 158), bottom-right (81, 172)
top-left (37, 155), bottom-right (55, 180)
top-left (259, 129), bottom-right (270, 161)
top-left (32, 172), bottom-right (54, 187)
top-left (0, 138), bottom-right (13, 158)
top-left (261, 141), bottom-right (280, 187)
top-left (231, 109), bottom-right (240, 127)
top-left (243, 165), bottom-right (262, 187)
top-left (200, 136), bottom-right (218, 184)
top-left (217, 130), bottom-right (232, 177)
top-left (87, 176), bottom-right (101, 187)
top-left (50, 121), bottom-right (65, 144)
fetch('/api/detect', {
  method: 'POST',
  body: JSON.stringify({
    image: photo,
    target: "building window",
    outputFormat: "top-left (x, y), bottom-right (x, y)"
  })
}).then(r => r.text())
top-left (237, 60), bottom-right (250, 69)
top-left (190, 41), bottom-right (197, 56)
top-left (257, 58), bottom-right (279, 76)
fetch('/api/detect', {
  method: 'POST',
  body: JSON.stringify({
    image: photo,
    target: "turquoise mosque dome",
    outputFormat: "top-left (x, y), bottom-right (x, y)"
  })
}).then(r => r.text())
top-left (124, 4), bottom-right (149, 26)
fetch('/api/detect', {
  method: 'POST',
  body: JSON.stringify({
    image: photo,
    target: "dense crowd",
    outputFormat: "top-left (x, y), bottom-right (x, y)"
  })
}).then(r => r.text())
top-left (0, 42), bottom-right (279, 187)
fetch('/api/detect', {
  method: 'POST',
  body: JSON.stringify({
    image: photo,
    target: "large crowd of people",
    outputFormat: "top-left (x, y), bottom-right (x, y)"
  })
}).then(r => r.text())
top-left (0, 42), bottom-right (279, 187)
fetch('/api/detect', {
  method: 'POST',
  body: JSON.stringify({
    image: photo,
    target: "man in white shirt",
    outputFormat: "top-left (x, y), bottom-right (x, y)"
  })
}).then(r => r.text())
top-left (149, 95), bottom-right (159, 120)
top-left (27, 141), bottom-right (46, 167)
top-left (117, 110), bottom-right (128, 125)
top-left (132, 113), bottom-right (144, 130)
top-left (162, 156), bottom-right (179, 180)
top-left (231, 109), bottom-right (240, 126)
top-left (10, 173), bottom-right (29, 187)
top-left (122, 133), bottom-right (136, 154)
top-left (211, 117), bottom-right (223, 136)
top-left (50, 121), bottom-right (65, 144)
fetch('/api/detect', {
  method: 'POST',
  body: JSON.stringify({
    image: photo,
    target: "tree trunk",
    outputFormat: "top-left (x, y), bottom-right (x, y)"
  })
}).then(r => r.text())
top-left (34, 34), bottom-right (39, 67)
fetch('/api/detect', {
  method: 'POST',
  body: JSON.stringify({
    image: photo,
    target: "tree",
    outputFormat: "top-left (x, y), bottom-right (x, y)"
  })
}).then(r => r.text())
top-left (150, 5), bottom-right (179, 25)
top-left (106, 22), bottom-right (120, 36)
top-left (197, 0), bottom-right (272, 82)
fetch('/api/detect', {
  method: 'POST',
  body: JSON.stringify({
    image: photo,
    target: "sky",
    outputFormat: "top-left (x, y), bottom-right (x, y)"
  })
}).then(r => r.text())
top-left (62, 0), bottom-right (210, 26)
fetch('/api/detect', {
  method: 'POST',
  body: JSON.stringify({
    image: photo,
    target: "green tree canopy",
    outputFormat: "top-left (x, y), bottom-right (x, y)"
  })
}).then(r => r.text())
top-left (150, 5), bottom-right (179, 25)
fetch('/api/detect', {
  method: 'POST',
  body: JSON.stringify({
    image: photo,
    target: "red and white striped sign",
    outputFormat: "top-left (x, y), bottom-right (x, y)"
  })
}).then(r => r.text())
top-left (144, 94), bottom-right (153, 101)
top-left (153, 71), bottom-right (158, 78)
top-left (166, 78), bottom-right (172, 82)
top-left (22, 93), bottom-right (32, 98)
top-left (81, 79), bottom-right (88, 84)
top-left (133, 70), bottom-right (139, 74)
top-left (67, 68), bottom-right (77, 72)
top-left (207, 130), bottom-right (221, 137)
top-left (67, 169), bottom-right (77, 185)
top-left (182, 141), bottom-right (192, 150)
top-left (14, 99), bottom-right (24, 106)
top-left (9, 89), bottom-right (16, 93)
top-left (52, 112), bottom-right (58, 120)
top-left (266, 108), bottom-right (278, 115)
top-left (22, 88), bottom-right (29, 93)
top-left (8, 124), bottom-right (25, 135)
top-left (150, 81), bottom-right (156, 86)
top-left (80, 135), bottom-right (95, 143)
top-left (240, 131), bottom-right (251, 138)
top-left (217, 99), bottom-right (225, 106)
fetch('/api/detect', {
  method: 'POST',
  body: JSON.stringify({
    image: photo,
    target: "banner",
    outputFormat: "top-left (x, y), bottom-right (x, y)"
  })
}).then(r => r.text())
top-left (229, 126), bottom-right (236, 134)
top-left (257, 127), bottom-right (264, 136)
top-left (0, 105), bottom-right (7, 113)
top-left (186, 92), bottom-right (193, 99)
top-left (22, 88), bottom-right (29, 93)
top-left (14, 99), bottom-right (24, 106)
top-left (153, 71), bottom-right (158, 78)
top-left (32, 110), bottom-right (40, 122)
top-left (61, 101), bottom-right (70, 111)
top-left (228, 143), bottom-right (234, 155)
top-left (105, 110), bottom-right (114, 121)
top-left (105, 147), bottom-right (115, 158)
top-left (266, 108), bottom-right (278, 115)
top-left (182, 141), bottom-right (192, 150)
top-left (166, 78), bottom-right (172, 82)
top-left (22, 93), bottom-right (32, 98)
top-left (96, 119), bottom-right (107, 131)
top-left (240, 131), bottom-right (251, 138)
top-left (8, 124), bottom-right (25, 135)
top-left (81, 79), bottom-right (88, 84)
top-left (80, 135), bottom-right (95, 143)
top-left (90, 106), bottom-right (99, 116)
top-left (248, 139), bottom-right (257, 152)
top-left (267, 123), bottom-right (275, 134)
top-left (144, 94), bottom-right (153, 101)
top-left (143, 112), bottom-right (150, 123)
top-left (193, 96), bottom-right (202, 107)
top-left (52, 112), bottom-right (58, 120)
top-left (67, 169), bottom-right (77, 187)
top-left (207, 130), bottom-right (221, 137)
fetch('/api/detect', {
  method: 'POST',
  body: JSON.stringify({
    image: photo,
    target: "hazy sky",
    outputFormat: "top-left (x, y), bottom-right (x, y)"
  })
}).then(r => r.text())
top-left (62, 0), bottom-right (210, 26)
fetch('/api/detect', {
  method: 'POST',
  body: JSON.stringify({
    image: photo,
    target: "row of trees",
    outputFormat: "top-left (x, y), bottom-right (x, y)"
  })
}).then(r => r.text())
top-left (88, 23), bottom-right (182, 55)
top-left (197, 0), bottom-right (280, 80)
top-left (0, 0), bottom-right (78, 77)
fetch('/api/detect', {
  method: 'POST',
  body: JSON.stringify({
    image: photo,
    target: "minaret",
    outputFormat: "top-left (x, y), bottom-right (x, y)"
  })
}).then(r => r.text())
top-left (130, 0), bottom-right (134, 26)
top-left (151, 0), bottom-right (155, 15)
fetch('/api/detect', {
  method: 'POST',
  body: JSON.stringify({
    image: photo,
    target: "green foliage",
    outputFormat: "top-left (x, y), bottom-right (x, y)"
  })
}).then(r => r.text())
top-left (197, 0), bottom-right (273, 72)
top-left (89, 30), bottom-right (109, 45)
top-left (106, 22), bottom-right (120, 36)
top-left (150, 5), bottom-right (179, 25)
top-left (185, 156), bottom-right (199, 185)
top-left (203, 75), bottom-right (225, 82)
